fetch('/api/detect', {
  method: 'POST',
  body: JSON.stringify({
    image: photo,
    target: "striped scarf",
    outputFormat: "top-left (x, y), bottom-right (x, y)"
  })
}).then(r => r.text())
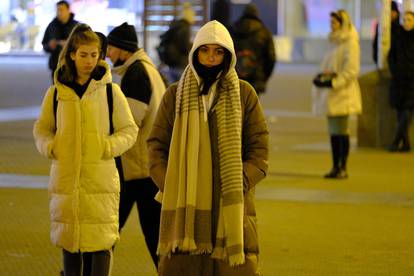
top-left (157, 65), bottom-right (245, 266)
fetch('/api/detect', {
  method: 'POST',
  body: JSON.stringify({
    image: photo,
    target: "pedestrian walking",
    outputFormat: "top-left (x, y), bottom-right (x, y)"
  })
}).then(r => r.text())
top-left (312, 10), bottom-right (362, 179)
top-left (156, 2), bottom-right (195, 84)
top-left (106, 22), bottom-right (166, 268)
top-left (148, 20), bottom-right (269, 275)
top-left (387, 11), bottom-right (414, 152)
top-left (41, 0), bottom-right (78, 81)
top-left (231, 3), bottom-right (276, 96)
top-left (33, 23), bottom-right (138, 276)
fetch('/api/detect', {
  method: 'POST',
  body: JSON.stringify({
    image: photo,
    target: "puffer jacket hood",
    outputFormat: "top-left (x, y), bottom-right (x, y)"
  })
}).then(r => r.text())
top-left (55, 60), bottom-right (112, 91)
top-left (189, 20), bottom-right (237, 77)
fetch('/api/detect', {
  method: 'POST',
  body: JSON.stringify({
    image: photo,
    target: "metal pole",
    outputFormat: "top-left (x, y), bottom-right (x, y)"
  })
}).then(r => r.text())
top-left (377, 0), bottom-right (391, 69)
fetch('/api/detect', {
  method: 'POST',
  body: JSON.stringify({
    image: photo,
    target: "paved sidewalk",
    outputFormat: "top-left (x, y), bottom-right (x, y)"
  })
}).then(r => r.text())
top-left (1, 60), bottom-right (413, 275)
top-left (1, 113), bottom-right (414, 275)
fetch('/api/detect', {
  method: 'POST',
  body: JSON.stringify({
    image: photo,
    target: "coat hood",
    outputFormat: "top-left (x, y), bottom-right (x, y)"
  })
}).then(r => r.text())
top-left (329, 10), bottom-right (359, 44)
top-left (233, 17), bottom-right (262, 37)
top-left (55, 60), bottom-right (112, 93)
top-left (189, 20), bottom-right (236, 76)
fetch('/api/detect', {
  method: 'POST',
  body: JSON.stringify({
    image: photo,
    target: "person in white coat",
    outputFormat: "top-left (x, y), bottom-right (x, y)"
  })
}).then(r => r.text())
top-left (312, 10), bottom-right (362, 179)
top-left (33, 24), bottom-right (138, 276)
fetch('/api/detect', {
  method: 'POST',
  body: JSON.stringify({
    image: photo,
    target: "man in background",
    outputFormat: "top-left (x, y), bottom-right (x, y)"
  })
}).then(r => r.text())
top-left (231, 4), bottom-right (276, 96)
top-left (106, 22), bottom-right (165, 269)
top-left (42, 0), bottom-right (78, 81)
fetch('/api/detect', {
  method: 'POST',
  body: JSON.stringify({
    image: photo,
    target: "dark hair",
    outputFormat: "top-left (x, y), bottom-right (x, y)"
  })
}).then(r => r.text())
top-left (58, 24), bottom-right (101, 83)
top-left (330, 12), bottom-right (343, 25)
top-left (57, 1), bottom-right (70, 9)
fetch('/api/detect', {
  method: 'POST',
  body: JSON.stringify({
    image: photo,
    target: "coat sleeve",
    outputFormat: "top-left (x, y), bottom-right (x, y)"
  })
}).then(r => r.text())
top-left (332, 38), bottom-right (360, 90)
top-left (42, 23), bottom-right (54, 53)
top-left (240, 81), bottom-right (269, 191)
top-left (147, 85), bottom-right (176, 191)
top-left (33, 86), bottom-right (56, 159)
top-left (103, 83), bottom-right (138, 159)
top-left (264, 29), bottom-right (276, 81)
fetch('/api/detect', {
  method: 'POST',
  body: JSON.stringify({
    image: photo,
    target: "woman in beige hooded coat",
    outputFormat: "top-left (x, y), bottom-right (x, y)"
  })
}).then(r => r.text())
top-left (148, 20), bottom-right (268, 275)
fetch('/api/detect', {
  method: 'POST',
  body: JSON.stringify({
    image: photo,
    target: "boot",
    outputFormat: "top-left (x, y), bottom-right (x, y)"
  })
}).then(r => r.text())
top-left (324, 135), bottom-right (348, 179)
top-left (340, 135), bottom-right (349, 178)
top-left (400, 132), bottom-right (411, 152)
top-left (324, 135), bottom-right (341, 178)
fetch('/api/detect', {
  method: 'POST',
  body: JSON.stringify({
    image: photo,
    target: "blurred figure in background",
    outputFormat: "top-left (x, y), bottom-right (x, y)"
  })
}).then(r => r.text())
top-left (42, 1), bottom-right (78, 81)
top-left (157, 2), bottom-right (195, 85)
top-left (372, 1), bottom-right (400, 66)
top-left (387, 11), bottom-right (414, 152)
top-left (231, 4), bottom-right (276, 96)
top-left (106, 22), bottom-right (165, 268)
top-left (211, 0), bottom-right (231, 29)
top-left (312, 10), bottom-right (362, 179)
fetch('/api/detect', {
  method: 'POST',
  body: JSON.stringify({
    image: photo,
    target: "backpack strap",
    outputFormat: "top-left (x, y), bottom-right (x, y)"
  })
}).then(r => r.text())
top-left (53, 86), bottom-right (58, 131)
top-left (106, 83), bottom-right (125, 183)
top-left (106, 83), bottom-right (114, 134)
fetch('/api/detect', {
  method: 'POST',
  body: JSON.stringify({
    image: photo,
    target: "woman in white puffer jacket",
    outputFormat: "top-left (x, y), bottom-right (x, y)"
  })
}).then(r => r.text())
top-left (33, 24), bottom-right (137, 275)
top-left (312, 10), bottom-right (362, 179)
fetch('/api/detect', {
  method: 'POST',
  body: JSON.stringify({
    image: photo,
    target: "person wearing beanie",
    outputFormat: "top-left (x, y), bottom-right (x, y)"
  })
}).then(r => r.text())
top-left (106, 22), bottom-right (166, 269)
top-left (231, 3), bottom-right (276, 95)
top-left (372, 0), bottom-right (400, 65)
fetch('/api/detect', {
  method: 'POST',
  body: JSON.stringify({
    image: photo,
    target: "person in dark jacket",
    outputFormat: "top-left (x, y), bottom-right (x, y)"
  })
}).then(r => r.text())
top-left (387, 11), bottom-right (414, 152)
top-left (41, 1), bottom-right (78, 81)
top-left (106, 22), bottom-right (166, 269)
top-left (372, 1), bottom-right (400, 66)
top-left (231, 3), bottom-right (276, 95)
top-left (211, 0), bottom-right (231, 29)
top-left (157, 2), bottom-right (194, 84)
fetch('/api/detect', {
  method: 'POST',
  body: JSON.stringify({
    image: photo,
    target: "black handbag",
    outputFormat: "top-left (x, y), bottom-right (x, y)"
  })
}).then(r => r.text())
top-left (313, 72), bottom-right (337, 88)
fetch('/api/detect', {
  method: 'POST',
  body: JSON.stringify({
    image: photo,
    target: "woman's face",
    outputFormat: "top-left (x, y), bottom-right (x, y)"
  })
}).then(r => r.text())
top-left (330, 16), bottom-right (341, 32)
top-left (197, 44), bottom-right (225, 67)
top-left (70, 44), bottom-right (100, 78)
top-left (403, 13), bottom-right (414, 31)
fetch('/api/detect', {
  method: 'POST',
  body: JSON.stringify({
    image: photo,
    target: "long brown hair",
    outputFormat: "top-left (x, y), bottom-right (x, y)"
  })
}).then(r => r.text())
top-left (58, 23), bottom-right (101, 83)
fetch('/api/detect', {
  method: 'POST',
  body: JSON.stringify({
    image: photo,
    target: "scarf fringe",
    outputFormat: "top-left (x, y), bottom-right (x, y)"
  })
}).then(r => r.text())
top-left (157, 241), bottom-right (213, 256)
top-left (211, 248), bottom-right (246, 266)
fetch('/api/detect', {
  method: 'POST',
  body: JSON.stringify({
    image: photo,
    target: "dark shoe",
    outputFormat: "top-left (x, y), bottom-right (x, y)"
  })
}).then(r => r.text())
top-left (399, 145), bottom-right (411, 152)
top-left (324, 168), bottom-right (348, 179)
top-left (387, 144), bottom-right (399, 152)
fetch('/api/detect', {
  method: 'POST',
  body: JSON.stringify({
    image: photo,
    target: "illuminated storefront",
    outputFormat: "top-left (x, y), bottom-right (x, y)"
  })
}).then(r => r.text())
top-left (0, 0), bottom-right (408, 64)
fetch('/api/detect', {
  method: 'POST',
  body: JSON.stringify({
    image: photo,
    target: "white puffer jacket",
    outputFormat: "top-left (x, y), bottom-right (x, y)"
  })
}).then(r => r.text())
top-left (312, 23), bottom-right (362, 116)
top-left (33, 61), bottom-right (138, 253)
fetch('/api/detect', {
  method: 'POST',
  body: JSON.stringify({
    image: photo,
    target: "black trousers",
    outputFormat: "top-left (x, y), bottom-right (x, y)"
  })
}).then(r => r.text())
top-left (119, 177), bottom-right (161, 268)
top-left (63, 249), bottom-right (111, 276)
top-left (393, 108), bottom-right (413, 148)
